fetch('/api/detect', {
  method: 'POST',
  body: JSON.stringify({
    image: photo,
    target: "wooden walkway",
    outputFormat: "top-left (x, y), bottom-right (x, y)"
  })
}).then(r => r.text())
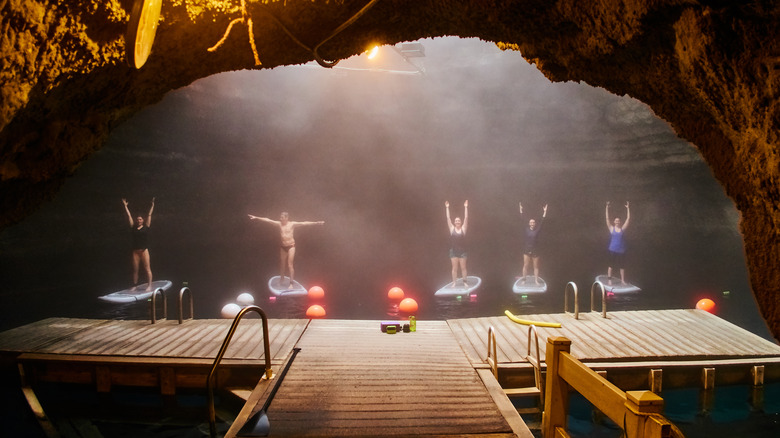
top-left (226, 319), bottom-right (527, 437)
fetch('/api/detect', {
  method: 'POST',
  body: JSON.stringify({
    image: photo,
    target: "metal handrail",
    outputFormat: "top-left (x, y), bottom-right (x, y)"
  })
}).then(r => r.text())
top-left (149, 287), bottom-right (167, 324)
top-left (207, 305), bottom-right (273, 438)
top-left (177, 287), bottom-right (194, 324)
top-left (564, 281), bottom-right (579, 319)
top-left (526, 324), bottom-right (545, 406)
top-left (591, 280), bottom-right (607, 318)
top-left (487, 326), bottom-right (498, 379)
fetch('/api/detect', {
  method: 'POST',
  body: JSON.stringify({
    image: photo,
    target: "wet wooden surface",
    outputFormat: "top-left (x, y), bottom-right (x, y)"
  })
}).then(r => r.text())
top-left (448, 309), bottom-right (780, 366)
top-left (230, 319), bottom-right (525, 437)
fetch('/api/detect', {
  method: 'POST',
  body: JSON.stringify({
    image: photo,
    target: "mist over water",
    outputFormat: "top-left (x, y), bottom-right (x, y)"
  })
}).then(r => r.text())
top-left (0, 38), bottom-right (767, 339)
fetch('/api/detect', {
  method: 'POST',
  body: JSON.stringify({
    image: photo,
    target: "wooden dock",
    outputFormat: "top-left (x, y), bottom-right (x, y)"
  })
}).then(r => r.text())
top-left (449, 309), bottom-right (780, 390)
top-left (1, 309), bottom-right (779, 436)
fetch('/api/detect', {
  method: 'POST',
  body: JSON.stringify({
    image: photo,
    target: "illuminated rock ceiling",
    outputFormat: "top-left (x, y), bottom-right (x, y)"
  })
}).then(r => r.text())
top-left (1, 0), bottom-right (779, 338)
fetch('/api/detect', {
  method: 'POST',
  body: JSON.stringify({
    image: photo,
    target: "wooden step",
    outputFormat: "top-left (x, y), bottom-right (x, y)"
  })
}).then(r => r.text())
top-left (515, 407), bottom-right (542, 415)
top-left (503, 386), bottom-right (541, 398)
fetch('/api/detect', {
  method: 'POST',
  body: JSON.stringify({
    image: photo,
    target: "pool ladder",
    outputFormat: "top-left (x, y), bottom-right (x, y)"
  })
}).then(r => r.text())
top-left (487, 325), bottom-right (544, 414)
top-left (149, 286), bottom-right (194, 324)
top-left (206, 305), bottom-right (273, 438)
top-left (564, 280), bottom-right (609, 319)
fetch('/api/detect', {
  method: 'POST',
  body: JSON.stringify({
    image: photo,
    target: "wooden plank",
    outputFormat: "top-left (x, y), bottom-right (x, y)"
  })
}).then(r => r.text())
top-left (243, 319), bottom-right (513, 437)
top-left (476, 368), bottom-right (536, 438)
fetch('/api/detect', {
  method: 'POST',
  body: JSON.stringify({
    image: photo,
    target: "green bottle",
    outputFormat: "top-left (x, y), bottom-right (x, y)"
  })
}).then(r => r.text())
top-left (409, 316), bottom-right (416, 332)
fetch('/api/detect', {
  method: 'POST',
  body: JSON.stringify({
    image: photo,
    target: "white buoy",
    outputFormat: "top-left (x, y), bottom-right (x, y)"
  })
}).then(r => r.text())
top-left (236, 292), bottom-right (255, 306)
top-left (221, 303), bottom-right (241, 319)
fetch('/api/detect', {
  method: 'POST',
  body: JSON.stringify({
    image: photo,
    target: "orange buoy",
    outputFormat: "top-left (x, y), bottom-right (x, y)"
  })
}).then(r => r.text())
top-left (399, 297), bottom-right (418, 314)
top-left (308, 285), bottom-right (325, 300)
top-left (696, 298), bottom-right (716, 313)
top-left (306, 304), bottom-right (326, 318)
top-left (387, 286), bottom-right (405, 300)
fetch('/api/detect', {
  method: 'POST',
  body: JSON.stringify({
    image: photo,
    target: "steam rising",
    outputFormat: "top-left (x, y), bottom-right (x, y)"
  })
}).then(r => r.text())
top-left (0, 38), bottom-right (758, 336)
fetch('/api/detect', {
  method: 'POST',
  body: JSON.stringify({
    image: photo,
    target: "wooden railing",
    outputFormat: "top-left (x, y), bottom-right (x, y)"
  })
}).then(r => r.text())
top-left (543, 336), bottom-right (674, 438)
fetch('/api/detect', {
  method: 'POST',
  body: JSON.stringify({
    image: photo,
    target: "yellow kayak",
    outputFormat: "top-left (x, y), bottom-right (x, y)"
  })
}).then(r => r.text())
top-left (504, 310), bottom-right (562, 328)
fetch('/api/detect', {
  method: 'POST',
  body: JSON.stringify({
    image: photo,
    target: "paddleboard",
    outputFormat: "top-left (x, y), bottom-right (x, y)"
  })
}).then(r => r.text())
top-left (435, 276), bottom-right (482, 296)
top-left (98, 280), bottom-right (172, 303)
top-left (512, 276), bottom-right (547, 294)
top-left (268, 276), bottom-right (307, 296)
top-left (595, 275), bottom-right (641, 293)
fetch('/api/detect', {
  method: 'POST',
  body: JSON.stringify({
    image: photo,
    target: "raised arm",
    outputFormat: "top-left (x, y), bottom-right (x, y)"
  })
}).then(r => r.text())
top-left (247, 215), bottom-right (281, 226)
top-left (445, 201), bottom-right (454, 232)
top-left (518, 202), bottom-right (523, 216)
top-left (146, 198), bottom-right (155, 227)
top-left (605, 201), bottom-right (612, 230)
top-left (291, 220), bottom-right (325, 228)
top-left (622, 201), bottom-right (631, 230)
top-left (462, 200), bottom-right (469, 233)
top-left (542, 204), bottom-right (548, 219)
top-left (122, 199), bottom-right (133, 227)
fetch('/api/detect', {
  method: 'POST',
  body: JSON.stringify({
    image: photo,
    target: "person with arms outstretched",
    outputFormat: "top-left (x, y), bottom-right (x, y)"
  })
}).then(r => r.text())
top-left (445, 200), bottom-right (469, 288)
top-left (123, 197), bottom-right (155, 291)
top-left (519, 202), bottom-right (547, 285)
top-left (248, 212), bottom-right (324, 289)
top-left (605, 201), bottom-right (630, 284)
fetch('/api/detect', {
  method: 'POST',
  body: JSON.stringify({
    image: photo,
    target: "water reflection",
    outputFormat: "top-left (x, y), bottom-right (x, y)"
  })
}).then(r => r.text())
top-left (267, 295), bottom-right (309, 319)
top-left (434, 294), bottom-right (480, 320)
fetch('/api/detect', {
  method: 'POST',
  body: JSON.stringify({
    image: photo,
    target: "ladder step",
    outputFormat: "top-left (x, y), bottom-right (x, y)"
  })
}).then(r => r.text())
top-left (504, 386), bottom-right (541, 398)
top-left (516, 407), bottom-right (542, 415)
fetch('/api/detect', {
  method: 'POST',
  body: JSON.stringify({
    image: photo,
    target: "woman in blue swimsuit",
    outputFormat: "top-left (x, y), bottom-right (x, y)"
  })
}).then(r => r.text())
top-left (445, 200), bottom-right (469, 288)
top-left (123, 197), bottom-right (155, 290)
top-left (605, 201), bottom-right (630, 284)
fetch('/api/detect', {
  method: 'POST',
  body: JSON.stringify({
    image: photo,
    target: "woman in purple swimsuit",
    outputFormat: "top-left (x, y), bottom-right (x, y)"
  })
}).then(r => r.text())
top-left (605, 201), bottom-right (630, 284)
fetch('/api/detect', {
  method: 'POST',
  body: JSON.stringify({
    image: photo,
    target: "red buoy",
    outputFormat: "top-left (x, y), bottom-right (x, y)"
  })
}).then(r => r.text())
top-left (399, 297), bottom-right (418, 314)
top-left (306, 304), bottom-right (326, 318)
top-left (308, 285), bottom-right (325, 300)
top-left (388, 286), bottom-right (405, 300)
top-left (696, 298), bottom-right (716, 314)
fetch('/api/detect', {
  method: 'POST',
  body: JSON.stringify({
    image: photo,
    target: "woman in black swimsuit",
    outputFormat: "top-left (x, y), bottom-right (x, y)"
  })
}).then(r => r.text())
top-left (519, 202), bottom-right (547, 285)
top-left (445, 200), bottom-right (469, 287)
top-left (123, 198), bottom-right (155, 290)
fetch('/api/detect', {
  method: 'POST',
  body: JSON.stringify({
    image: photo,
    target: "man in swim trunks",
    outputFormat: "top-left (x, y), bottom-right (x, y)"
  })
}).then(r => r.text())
top-left (519, 202), bottom-right (547, 285)
top-left (248, 212), bottom-right (324, 289)
top-left (605, 201), bottom-right (631, 285)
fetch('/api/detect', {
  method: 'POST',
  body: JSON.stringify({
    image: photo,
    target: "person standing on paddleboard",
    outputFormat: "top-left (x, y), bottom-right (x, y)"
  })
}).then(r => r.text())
top-left (123, 197), bottom-right (155, 291)
top-left (248, 212), bottom-right (324, 289)
top-left (605, 201), bottom-right (631, 285)
top-left (445, 200), bottom-right (469, 288)
top-left (519, 202), bottom-right (547, 285)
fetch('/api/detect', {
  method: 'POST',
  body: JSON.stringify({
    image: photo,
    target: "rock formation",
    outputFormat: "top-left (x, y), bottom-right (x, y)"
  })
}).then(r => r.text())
top-left (1, 0), bottom-right (779, 338)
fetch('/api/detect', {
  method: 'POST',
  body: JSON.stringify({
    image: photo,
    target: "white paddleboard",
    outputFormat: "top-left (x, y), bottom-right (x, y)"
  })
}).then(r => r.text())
top-left (435, 276), bottom-right (482, 296)
top-left (98, 280), bottom-right (172, 303)
top-left (268, 276), bottom-right (307, 296)
top-left (595, 275), bottom-right (641, 293)
top-left (512, 276), bottom-right (547, 293)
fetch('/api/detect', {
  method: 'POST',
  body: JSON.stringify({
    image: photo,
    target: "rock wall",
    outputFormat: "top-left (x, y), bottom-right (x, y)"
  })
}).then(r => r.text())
top-left (1, 0), bottom-right (778, 339)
